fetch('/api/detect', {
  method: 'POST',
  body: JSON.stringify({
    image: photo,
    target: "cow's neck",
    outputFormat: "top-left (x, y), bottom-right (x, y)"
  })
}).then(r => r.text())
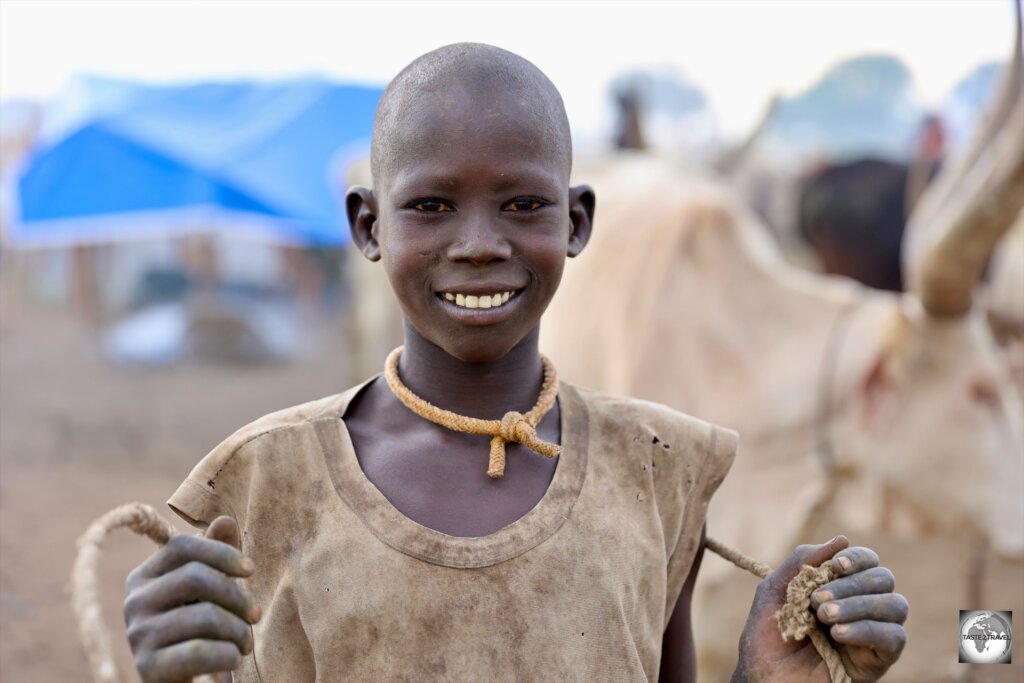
top-left (640, 199), bottom-right (890, 440)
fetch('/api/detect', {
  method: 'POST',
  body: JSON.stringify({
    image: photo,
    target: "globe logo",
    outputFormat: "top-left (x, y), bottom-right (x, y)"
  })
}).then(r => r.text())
top-left (959, 610), bottom-right (1012, 664)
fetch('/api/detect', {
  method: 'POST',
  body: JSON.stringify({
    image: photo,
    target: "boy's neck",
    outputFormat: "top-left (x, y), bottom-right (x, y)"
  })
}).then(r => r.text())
top-left (395, 324), bottom-right (547, 420)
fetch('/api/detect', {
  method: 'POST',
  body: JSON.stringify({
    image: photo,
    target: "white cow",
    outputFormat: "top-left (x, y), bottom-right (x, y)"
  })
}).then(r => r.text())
top-left (545, 152), bottom-right (1023, 562)
top-left (986, 214), bottom-right (1024, 399)
top-left (542, 11), bottom-right (1024, 680)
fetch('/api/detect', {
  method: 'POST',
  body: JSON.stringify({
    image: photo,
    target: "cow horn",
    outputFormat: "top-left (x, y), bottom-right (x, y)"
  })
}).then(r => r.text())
top-left (909, 0), bottom-right (1024, 317)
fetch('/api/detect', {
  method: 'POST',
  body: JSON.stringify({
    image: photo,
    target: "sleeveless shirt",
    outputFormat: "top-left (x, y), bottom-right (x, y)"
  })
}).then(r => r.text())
top-left (167, 379), bottom-right (737, 682)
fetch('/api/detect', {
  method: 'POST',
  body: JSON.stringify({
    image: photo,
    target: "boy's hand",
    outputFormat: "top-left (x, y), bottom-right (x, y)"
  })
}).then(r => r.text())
top-left (733, 536), bottom-right (908, 683)
top-left (123, 516), bottom-right (260, 683)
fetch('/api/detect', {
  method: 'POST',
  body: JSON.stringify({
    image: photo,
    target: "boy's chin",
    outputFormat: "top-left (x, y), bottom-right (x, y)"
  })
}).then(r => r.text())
top-left (440, 337), bottom-right (523, 364)
top-left (418, 327), bottom-right (533, 365)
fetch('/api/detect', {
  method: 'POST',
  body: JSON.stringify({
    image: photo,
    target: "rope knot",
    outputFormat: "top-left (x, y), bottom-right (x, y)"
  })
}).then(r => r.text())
top-left (499, 411), bottom-right (530, 442)
top-left (486, 411), bottom-right (560, 479)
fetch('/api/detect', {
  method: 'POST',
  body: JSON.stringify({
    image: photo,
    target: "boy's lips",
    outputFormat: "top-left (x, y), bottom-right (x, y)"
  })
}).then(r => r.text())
top-left (434, 287), bottom-right (526, 325)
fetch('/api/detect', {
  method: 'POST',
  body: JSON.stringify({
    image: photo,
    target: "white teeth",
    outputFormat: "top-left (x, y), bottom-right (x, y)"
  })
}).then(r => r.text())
top-left (443, 290), bottom-right (517, 309)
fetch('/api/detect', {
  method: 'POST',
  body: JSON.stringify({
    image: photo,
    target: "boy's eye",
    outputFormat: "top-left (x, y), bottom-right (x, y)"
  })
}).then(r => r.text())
top-left (503, 198), bottom-right (544, 212)
top-left (412, 199), bottom-right (455, 212)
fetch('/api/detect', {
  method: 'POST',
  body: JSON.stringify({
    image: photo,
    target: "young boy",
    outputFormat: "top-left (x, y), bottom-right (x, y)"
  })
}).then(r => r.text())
top-left (123, 44), bottom-right (908, 682)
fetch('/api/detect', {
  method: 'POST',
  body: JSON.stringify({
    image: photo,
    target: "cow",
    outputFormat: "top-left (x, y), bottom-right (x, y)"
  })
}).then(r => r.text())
top-left (545, 152), bottom-right (1023, 559)
top-left (541, 8), bottom-right (1024, 680)
top-left (987, 213), bottom-right (1024, 348)
top-left (984, 212), bottom-right (1024, 401)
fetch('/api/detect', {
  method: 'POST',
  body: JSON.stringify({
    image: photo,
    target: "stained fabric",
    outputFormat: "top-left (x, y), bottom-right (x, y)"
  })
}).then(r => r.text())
top-left (168, 380), bottom-right (736, 682)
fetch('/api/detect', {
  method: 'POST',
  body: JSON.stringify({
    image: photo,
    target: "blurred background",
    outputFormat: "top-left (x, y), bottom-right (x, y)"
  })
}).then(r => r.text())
top-left (1, 1), bottom-right (1021, 681)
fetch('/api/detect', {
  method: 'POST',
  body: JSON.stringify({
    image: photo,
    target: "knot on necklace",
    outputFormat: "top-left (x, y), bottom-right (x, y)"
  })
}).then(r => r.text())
top-left (384, 347), bottom-right (561, 479)
top-left (487, 411), bottom-right (561, 478)
top-left (498, 411), bottom-right (529, 441)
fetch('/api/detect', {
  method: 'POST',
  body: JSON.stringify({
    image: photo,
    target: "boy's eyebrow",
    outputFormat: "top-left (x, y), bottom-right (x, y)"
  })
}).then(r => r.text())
top-left (390, 167), bottom-right (564, 195)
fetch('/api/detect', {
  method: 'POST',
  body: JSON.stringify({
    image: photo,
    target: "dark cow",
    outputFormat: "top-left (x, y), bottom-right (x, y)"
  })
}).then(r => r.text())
top-left (798, 158), bottom-right (911, 292)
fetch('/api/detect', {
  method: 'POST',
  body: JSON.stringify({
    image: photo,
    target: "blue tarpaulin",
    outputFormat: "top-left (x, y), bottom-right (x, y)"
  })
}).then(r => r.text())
top-left (7, 77), bottom-right (383, 247)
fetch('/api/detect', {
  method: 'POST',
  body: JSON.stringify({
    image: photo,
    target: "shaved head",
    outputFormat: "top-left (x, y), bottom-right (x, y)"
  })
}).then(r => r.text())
top-left (370, 43), bottom-right (572, 186)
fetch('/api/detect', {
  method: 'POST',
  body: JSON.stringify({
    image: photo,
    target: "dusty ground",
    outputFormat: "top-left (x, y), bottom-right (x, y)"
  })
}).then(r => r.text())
top-left (1, 304), bottom-right (1021, 682)
top-left (0, 305), bottom-right (355, 681)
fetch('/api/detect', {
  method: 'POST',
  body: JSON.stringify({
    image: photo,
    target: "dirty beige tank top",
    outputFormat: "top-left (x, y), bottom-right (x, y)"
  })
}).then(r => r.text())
top-left (168, 380), bottom-right (737, 682)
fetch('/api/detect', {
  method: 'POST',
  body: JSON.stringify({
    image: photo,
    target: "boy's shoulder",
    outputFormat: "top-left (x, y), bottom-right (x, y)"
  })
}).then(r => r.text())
top-left (570, 383), bottom-right (739, 460)
top-left (217, 385), bottom-right (363, 451)
top-left (167, 380), bottom-right (371, 527)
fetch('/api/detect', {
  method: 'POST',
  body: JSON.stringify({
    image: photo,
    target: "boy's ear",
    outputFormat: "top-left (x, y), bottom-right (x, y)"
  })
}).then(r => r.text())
top-left (567, 184), bottom-right (596, 258)
top-left (346, 186), bottom-right (381, 262)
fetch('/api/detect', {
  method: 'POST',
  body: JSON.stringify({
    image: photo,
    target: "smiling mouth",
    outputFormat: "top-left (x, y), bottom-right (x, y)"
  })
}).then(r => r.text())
top-left (438, 289), bottom-right (521, 309)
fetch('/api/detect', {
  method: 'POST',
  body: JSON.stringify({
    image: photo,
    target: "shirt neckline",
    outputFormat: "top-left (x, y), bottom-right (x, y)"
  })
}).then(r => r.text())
top-left (313, 379), bottom-right (589, 569)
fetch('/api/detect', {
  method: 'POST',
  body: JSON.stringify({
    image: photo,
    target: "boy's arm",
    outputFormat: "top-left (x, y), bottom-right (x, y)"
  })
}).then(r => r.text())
top-left (659, 524), bottom-right (705, 683)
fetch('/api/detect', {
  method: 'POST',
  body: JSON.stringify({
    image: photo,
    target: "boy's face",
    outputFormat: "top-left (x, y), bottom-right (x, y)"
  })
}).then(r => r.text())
top-left (348, 84), bottom-right (594, 363)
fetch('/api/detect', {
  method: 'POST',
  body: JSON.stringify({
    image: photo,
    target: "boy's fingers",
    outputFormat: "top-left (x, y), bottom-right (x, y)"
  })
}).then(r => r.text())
top-left (811, 566), bottom-right (895, 608)
top-left (137, 602), bottom-right (253, 656)
top-left (830, 620), bottom-right (907, 660)
top-left (135, 639), bottom-right (241, 683)
top-left (205, 516), bottom-right (242, 551)
top-left (774, 537), bottom-right (849, 585)
top-left (129, 561), bottom-right (259, 624)
top-left (760, 536), bottom-right (849, 604)
top-left (830, 546), bottom-right (879, 576)
top-left (792, 535), bottom-right (850, 573)
top-left (816, 593), bottom-right (909, 625)
top-left (130, 534), bottom-right (253, 584)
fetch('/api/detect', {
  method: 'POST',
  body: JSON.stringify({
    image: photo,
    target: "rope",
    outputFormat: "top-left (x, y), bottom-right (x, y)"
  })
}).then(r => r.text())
top-left (70, 502), bottom-right (219, 683)
top-left (384, 346), bottom-right (560, 478)
top-left (705, 536), bottom-right (773, 579)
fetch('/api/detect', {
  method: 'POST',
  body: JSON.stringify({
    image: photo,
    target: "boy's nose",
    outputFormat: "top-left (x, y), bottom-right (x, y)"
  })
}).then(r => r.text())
top-left (446, 215), bottom-right (512, 265)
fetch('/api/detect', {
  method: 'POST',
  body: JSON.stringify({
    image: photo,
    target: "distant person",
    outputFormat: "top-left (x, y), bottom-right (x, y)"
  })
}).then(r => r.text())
top-left (614, 83), bottom-right (647, 150)
top-left (905, 115), bottom-right (946, 216)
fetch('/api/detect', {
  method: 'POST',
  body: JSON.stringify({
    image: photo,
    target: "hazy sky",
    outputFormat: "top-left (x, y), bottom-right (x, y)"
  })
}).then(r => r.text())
top-left (0, 0), bottom-right (1015, 142)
